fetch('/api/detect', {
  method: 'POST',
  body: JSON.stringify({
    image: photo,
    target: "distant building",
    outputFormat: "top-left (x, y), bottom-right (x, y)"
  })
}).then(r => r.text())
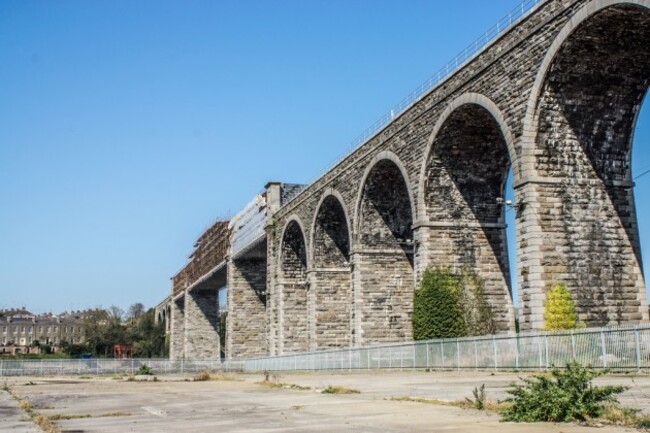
top-left (0, 308), bottom-right (90, 349)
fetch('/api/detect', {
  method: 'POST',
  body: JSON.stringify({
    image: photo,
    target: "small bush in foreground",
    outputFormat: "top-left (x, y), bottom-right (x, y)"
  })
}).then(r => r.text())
top-left (136, 364), bottom-right (153, 375)
top-left (501, 362), bottom-right (624, 423)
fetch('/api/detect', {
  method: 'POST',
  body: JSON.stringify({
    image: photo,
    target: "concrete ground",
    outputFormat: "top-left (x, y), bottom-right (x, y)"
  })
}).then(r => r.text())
top-left (2, 370), bottom-right (649, 432)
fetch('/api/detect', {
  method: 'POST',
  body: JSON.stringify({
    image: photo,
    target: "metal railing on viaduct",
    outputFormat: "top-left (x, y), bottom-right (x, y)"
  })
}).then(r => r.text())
top-left (2, 324), bottom-right (650, 376)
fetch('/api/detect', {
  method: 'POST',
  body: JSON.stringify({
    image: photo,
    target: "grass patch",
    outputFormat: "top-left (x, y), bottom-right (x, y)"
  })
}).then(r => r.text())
top-left (321, 386), bottom-right (360, 395)
top-left (389, 395), bottom-right (508, 412)
top-left (194, 370), bottom-right (211, 381)
top-left (210, 372), bottom-right (242, 382)
top-left (78, 375), bottom-right (93, 380)
top-left (32, 414), bottom-right (59, 433)
top-left (600, 403), bottom-right (650, 430)
top-left (48, 412), bottom-right (132, 421)
top-left (257, 380), bottom-right (311, 391)
top-left (7, 388), bottom-right (61, 433)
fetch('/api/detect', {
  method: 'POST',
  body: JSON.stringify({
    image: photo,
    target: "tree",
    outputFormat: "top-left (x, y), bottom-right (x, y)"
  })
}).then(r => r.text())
top-left (127, 302), bottom-right (145, 321)
top-left (128, 308), bottom-right (165, 358)
top-left (83, 307), bottom-right (126, 357)
top-left (544, 283), bottom-right (578, 331)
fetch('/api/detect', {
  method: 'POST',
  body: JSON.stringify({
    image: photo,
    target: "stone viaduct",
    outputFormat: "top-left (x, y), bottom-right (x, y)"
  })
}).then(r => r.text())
top-left (165, 0), bottom-right (650, 360)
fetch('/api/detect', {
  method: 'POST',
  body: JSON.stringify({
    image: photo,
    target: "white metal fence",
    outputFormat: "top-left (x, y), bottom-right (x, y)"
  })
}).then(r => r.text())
top-left (0, 358), bottom-right (242, 377)
top-left (2, 324), bottom-right (650, 376)
top-left (242, 324), bottom-right (650, 372)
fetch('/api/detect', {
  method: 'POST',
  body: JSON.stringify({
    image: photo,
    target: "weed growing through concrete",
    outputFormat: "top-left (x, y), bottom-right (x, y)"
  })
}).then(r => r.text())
top-left (389, 394), bottom-right (507, 412)
top-left (599, 403), bottom-right (650, 430)
top-left (136, 364), bottom-right (153, 375)
top-left (465, 384), bottom-right (486, 410)
top-left (502, 362), bottom-right (625, 422)
top-left (257, 380), bottom-right (311, 391)
top-left (8, 387), bottom-right (60, 433)
top-left (257, 372), bottom-right (311, 391)
top-left (48, 412), bottom-right (132, 421)
top-left (321, 386), bottom-right (360, 395)
top-left (194, 370), bottom-right (211, 381)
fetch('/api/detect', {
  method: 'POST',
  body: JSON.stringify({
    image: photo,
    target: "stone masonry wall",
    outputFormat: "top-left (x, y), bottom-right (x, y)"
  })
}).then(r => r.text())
top-left (263, 0), bottom-right (649, 353)
top-left (278, 220), bottom-right (309, 353)
top-left (184, 289), bottom-right (220, 359)
top-left (170, 296), bottom-right (185, 360)
top-left (227, 257), bottom-right (267, 359)
top-left (519, 4), bottom-right (650, 329)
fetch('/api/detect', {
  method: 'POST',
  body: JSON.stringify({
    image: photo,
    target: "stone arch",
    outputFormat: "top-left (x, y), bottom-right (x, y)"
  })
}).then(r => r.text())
top-left (309, 189), bottom-right (352, 349)
top-left (417, 94), bottom-right (516, 332)
top-left (310, 189), bottom-right (352, 267)
top-left (354, 151), bottom-right (416, 237)
top-left (353, 151), bottom-right (415, 345)
top-left (417, 93), bottom-right (517, 222)
top-left (519, 0), bottom-right (650, 329)
top-left (278, 215), bottom-right (309, 353)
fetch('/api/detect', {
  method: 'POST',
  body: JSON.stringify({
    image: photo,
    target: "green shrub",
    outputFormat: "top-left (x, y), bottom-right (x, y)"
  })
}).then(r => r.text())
top-left (544, 283), bottom-right (578, 331)
top-left (413, 268), bottom-right (495, 339)
top-left (136, 364), bottom-right (153, 375)
top-left (501, 362), bottom-right (625, 422)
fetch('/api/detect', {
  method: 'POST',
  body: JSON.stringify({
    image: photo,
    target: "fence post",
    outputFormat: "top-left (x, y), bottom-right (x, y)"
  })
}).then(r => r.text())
top-left (474, 339), bottom-right (479, 371)
top-left (600, 331), bottom-right (607, 368)
top-left (0, 359), bottom-right (3, 377)
top-left (425, 342), bottom-right (430, 368)
top-left (367, 348), bottom-right (370, 370)
top-left (131, 358), bottom-right (134, 375)
top-left (544, 335), bottom-right (549, 368)
top-left (456, 339), bottom-right (460, 371)
top-left (412, 344), bottom-right (416, 369)
top-left (635, 326), bottom-right (641, 372)
top-left (538, 337), bottom-right (543, 370)
top-left (441, 341), bottom-right (445, 369)
top-left (515, 335), bottom-right (520, 370)
top-left (492, 336), bottom-right (498, 372)
top-left (571, 331), bottom-right (576, 360)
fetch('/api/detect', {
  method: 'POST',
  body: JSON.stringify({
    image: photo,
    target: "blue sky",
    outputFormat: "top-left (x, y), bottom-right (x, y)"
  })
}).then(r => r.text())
top-left (1, 0), bottom-right (648, 314)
